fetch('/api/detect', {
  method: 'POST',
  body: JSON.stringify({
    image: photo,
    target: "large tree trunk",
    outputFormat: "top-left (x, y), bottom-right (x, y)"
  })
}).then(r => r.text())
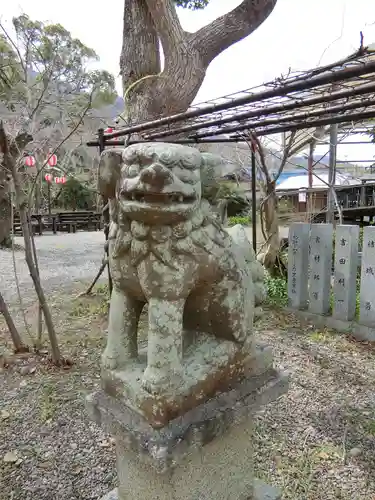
top-left (120, 0), bottom-right (278, 122)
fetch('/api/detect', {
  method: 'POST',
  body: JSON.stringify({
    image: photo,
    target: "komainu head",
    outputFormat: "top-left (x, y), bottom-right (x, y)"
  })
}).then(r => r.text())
top-left (98, 143), bottom-right (225, 225)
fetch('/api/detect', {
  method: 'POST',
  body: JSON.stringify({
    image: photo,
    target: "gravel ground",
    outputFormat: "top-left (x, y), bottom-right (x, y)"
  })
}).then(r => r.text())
top-left (0, 232), bottom-right (105, 307)
top-left (1, 232), bottom-right (374, 500)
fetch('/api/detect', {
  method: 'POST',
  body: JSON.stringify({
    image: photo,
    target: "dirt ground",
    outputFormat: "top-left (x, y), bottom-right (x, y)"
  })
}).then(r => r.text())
top-left (1, 282), bottom-right (374, 500)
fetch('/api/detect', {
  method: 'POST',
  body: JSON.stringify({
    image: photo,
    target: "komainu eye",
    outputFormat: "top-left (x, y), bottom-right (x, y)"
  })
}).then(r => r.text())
top-left (126, 164), bottom-right (140, 178)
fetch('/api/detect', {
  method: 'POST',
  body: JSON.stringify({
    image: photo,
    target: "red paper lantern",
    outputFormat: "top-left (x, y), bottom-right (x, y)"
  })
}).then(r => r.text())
top-left (44, 173), bottom-right (52, 182)
top-left (55, 176), bottom-right (66, 184)
top-left (25, 155), bottom-right (36, 167)
top-left (105, 127), bottom-right (119, 142)
top-left (47, 154), bottom-right (57, 167)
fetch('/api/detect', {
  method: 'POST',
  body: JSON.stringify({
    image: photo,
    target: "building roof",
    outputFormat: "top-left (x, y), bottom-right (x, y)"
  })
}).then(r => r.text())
top-left (276, 172), bottom-right (360, 191)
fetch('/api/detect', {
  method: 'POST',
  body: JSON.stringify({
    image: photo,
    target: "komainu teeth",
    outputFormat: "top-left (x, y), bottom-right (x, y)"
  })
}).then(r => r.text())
top-left (131, 194), bottom-right (136, 200)
top-left (178, 195), bottom-right (183, 202)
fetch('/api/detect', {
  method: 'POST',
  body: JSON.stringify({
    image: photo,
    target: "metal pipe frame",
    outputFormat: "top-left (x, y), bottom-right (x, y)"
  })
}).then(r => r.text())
top-left (88, 59), bottom-right (375, 144)
top-left (144, 81), bottom-right (375, 141)
top-left (188, 97), bottom-right (375, 140)
top-left (87, 109), bottom-right (375, 147)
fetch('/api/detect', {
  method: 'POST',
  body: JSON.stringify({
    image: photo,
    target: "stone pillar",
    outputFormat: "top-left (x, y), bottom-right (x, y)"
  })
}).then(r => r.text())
top-left (287, 223), bottom-right (309, 309)
top-left (308, 224), bottom-right (333, 315)
top-left (87, 345), bottom-right (288, 500)
top-left (333, 225), bottom-right (359, 321)
top-left (359, 226), bottom-right (375, 326)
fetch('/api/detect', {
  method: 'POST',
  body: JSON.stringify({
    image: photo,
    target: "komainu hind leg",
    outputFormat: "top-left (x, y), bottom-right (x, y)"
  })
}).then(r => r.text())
top-left (209, 277), bottom-right (254, 350)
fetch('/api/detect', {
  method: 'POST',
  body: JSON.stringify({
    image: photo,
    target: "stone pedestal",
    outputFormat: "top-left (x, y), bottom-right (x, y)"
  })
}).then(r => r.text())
top-left (86, 346), bottom-right (288, 500)
top-left (101, 481), bottom-right (280, 500)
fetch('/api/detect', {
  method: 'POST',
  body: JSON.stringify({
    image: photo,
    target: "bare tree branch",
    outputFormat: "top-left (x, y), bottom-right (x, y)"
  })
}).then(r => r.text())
top-left (0, 290), bottom-right (28, 353)
top-left (27, 91), bottom-right (94, 207)
top-left (274, 130), bottom-right (296, 181)
top-left (0, 121), bottom-right (62, 364)
top-left (0, 20), bottom-right (27, 81)
top-left (191, 0), bottom-right (277, 65)
top-left (247, 132), bottom-right (271, 183)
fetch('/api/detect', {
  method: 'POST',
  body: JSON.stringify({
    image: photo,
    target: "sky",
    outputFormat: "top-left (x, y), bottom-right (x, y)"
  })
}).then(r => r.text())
top-left (2, 0), bottom-right (375, 167)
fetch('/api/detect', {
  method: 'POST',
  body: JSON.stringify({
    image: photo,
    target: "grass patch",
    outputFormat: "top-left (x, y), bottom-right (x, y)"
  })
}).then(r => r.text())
top-left (264, 273), bottom-right (288, 307)
top-left (69, 290), bottom-right (109, 319)
top-left (365, 420), bottom-right (375, 436)
top-left (309, 330), bottom-right (330, 343)
top-left (227, 215), bottom-right (251, 227)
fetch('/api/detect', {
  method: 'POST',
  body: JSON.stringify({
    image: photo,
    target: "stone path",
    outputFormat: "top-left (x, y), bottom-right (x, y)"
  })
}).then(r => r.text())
top-left (0, 232), bottom-right (105, 306)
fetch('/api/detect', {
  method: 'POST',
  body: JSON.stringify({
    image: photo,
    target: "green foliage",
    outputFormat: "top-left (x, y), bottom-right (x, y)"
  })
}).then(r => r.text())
top-left (174, 0), bottom-right (209, 9)
top-left (264, 273), bottom-right (288, 307)
top-left (0, 35), bottom-right (23, 105)
top-left (228, 215), bottom-right (251, 226)
top-left (1, 14), bottom-right (117, 114)
top-left (56, 178), bottom-right (94, 211)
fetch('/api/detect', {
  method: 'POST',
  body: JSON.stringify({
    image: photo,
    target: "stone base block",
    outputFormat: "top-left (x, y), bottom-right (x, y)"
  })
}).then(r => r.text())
top-left (87, 367), bottom-right (288, 500)
top-left (101, 343), bottom-right (274, 428)
top-left (101, 480), bottom-right (281, 500)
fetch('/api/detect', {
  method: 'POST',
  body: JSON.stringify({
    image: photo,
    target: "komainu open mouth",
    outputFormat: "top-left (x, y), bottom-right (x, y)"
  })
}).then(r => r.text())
top-left (122, 191), bottom-right (196, 204)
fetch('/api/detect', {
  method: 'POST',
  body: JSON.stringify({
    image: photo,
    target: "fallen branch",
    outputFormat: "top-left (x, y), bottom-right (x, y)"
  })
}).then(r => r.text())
top-left (78, 256), bottom-right (108, 297)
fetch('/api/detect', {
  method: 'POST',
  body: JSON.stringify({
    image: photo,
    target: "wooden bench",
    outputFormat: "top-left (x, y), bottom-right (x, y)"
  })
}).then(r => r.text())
top-left (41, 215), bottom-right (58, 234)
top-left (12, 212), bottom-right (102, 235)
top-left (56, 211), bottom-right (102, 233)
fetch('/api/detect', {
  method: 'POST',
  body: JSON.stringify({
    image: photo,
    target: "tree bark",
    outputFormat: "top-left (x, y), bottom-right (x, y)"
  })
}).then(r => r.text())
top-left (120, 0), bottom-right (278, 122)
top-left (261, 180), bottom-right (285, 277)
top-left (120, 0), bottom-right (161, 123)
top-left (0, 122), bottom-right (62, 365)
top-left (0, 165), bottom-right (11, 248)
top-left (191, 0), bottom-right (277, 66)
top-left (249, 132), bottom-right (290, 277)
top-left (0, 290), bottom-right (29, 353)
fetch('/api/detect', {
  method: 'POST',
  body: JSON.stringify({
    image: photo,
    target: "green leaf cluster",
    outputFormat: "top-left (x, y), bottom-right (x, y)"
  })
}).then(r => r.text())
top-left (56, 177), bottom-right (94, 210)
top-left (1, 14), bottom-right (117, 116)
top-left (174, 0), bottom-right (210, 10)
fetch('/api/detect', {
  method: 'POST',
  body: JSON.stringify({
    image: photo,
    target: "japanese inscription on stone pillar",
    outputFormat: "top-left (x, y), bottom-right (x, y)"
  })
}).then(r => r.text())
top-left (333, 225), bottom-right (359, 321)
top-left (287, 223), bottom-right (309, 309)
top-left (359, 226), bottom-right (375, 326)
top-left (308, 224), bottom-right (333, 315)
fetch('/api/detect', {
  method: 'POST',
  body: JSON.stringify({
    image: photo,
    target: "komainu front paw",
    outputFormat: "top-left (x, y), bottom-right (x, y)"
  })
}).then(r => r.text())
top-left (141, 366), bottom-right (167, 395)
top-left (101, 347), bottom-right (129, 370)
top-left (141, 365), bottom-right (184, 395)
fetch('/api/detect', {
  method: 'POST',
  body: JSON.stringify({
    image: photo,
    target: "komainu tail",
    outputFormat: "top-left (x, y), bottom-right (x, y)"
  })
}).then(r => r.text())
top-left (226, 224), bottom-right (266, 318)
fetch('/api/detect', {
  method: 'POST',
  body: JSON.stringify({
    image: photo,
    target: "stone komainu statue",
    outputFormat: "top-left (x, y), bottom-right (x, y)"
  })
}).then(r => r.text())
top-left (98, 143), bottom-right (265, 396)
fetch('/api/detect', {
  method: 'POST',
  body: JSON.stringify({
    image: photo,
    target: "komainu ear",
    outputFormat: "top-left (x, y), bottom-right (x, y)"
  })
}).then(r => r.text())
top-left (98, 148), bottom-right (123, 199)
top-left (200, 153), bottom-right (225, 201)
